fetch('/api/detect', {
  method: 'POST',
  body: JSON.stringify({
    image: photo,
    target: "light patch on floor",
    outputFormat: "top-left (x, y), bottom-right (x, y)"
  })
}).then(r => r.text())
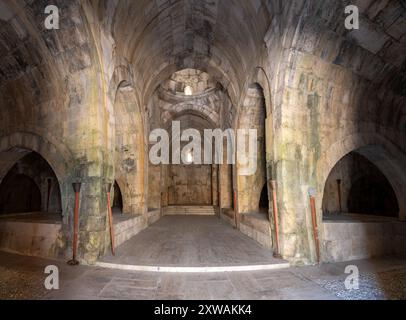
top-left (93, 261), bottom-right (290, 273)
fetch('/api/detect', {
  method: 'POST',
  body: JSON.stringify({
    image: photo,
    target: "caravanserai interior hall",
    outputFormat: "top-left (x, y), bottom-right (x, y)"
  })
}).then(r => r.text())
top-left (0, 0), bottom-right (405, 300)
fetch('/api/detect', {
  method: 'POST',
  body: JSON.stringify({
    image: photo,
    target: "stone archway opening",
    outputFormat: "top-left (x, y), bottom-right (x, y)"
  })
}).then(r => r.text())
top-left (112, 181), bottom-right (124, 214)
top-left (322, 151), bottom-right (400, 219)
top-left (147, 68), bottom-right (224, 216)
top-left (321, 148), bottom-right (405, 263)
top-left (105, 64), bottom-right (284, 269)
top-left (237, 83), bottom-right (268, 215)
top-left (0, 152), bottom-right (62, 217)
top-left (235, 83), bottom-right (272, 249)
top-left (0, 151), bottom-right (63, 258)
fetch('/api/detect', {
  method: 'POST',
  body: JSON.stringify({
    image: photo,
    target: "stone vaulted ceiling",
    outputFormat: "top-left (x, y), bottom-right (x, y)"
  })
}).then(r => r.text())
top-left (0, 0), bottom-right (404, 265)
top-left (0, 0), bottom-right (405, 119)
top-left (98, 0), bottom-right (272, 104)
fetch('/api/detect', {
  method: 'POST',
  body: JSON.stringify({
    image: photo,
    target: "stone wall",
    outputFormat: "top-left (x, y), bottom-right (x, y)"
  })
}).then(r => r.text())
top-left (168, 164), bottom-right (213, 205)
top-left (0, 1), bottom-right (117, 262)
top-left (323, 220), bottom-right (406, 262)
top-left (114, 87), bottom-right (146, 216)
top-left (0, 152), bottom-right (61, 215)
top-left (219, 163), bottom-right (233, 209)
top-left (0, 218), bottom-right (62, 258)
top-left (147, 164), bottom-right (162, 210)
top-left (114, 215), bottom-right (147, 248)
top-left (0, 0), bottom-right (405, 265)
top-left (239, 213), bottom-right (273, 249)
top-left (260, 0), bottom-right (406, 264)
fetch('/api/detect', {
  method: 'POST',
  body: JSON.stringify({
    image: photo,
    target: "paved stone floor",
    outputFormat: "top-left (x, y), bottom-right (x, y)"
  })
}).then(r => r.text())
top-left (1, 216), bottom-right (406, 300)
top-left (100, 216), bottom-right (283, 267)
top-left (0, 251), bottom-right (406, 300)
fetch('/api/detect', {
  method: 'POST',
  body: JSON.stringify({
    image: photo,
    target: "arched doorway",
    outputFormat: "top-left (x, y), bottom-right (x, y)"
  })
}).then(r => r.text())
top-left (147, 68), bottom-right (223, 213)
top-left (321, 149), bottom-right (403, 262)
top-left (112, 78), bottom-right (146, 216)
top-left (234, 83), bottom-right (272, 249)
top-left (112, 181), bottom-right (123, 214)
top-left (237, 83), bottom-right (269, 214)
top-left (0, 151), bottom-right (63, 258)
top-left (237, 83), bottom-right (268, 215)
top-left (0, 152), bottom-right (62, 216)
top-left (322, 151), bottom-right (399, 218)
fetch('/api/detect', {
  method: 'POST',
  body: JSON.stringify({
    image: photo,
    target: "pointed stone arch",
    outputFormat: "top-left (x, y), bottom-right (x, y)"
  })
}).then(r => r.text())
top-left (318, 132), bottom-right (406, 221)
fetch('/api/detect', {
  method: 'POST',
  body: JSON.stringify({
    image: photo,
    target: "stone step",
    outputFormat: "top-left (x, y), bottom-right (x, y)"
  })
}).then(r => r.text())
top-left (163, 206), bottom-right (216, 215)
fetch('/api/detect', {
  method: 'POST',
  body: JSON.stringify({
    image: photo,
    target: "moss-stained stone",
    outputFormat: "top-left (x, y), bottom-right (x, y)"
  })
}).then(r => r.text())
top-left (0, 1), bottom-right (404, 266)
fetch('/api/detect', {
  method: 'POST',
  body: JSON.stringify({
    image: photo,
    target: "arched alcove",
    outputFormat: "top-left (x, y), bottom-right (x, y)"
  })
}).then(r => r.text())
top-left (321, 148), bottom-right (404, 263)
top-left (0, 152), bottom-right (62, 216)
top-left (112, 181), bottom-right (124, 214)
top-left (237, 83), bottom-right (268, 215)
top-left (147, 67), bottom-right (227, 211)
top-left (233, 83), bottom-right (273, 249)
top-left (322, 151), bottom-right (399, 219)
top-left (113, 81), bottom-right (146, 216)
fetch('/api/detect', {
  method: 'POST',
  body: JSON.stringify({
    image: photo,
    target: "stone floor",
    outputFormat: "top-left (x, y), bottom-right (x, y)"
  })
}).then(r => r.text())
top-left (100, 215), bottom-right (283, 267)
top-left (0, 215), bottom-right (405, 300)
top-left (1, 251), bottom-right (406, 300)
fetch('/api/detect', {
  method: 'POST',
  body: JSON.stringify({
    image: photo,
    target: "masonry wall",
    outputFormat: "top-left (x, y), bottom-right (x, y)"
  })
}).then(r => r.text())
top-left (0, 1), bottom-right (116, 262)
top-left (114, 87), bottom-right (146, 216)
top-left (261, 1), bottom-right (406, 264)
top-left (147, 164), bottom-right (162, 210)
top-left (323, 221), bottom-right (406, 262)
top-left (0, 0), bottom-right (405, 265)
